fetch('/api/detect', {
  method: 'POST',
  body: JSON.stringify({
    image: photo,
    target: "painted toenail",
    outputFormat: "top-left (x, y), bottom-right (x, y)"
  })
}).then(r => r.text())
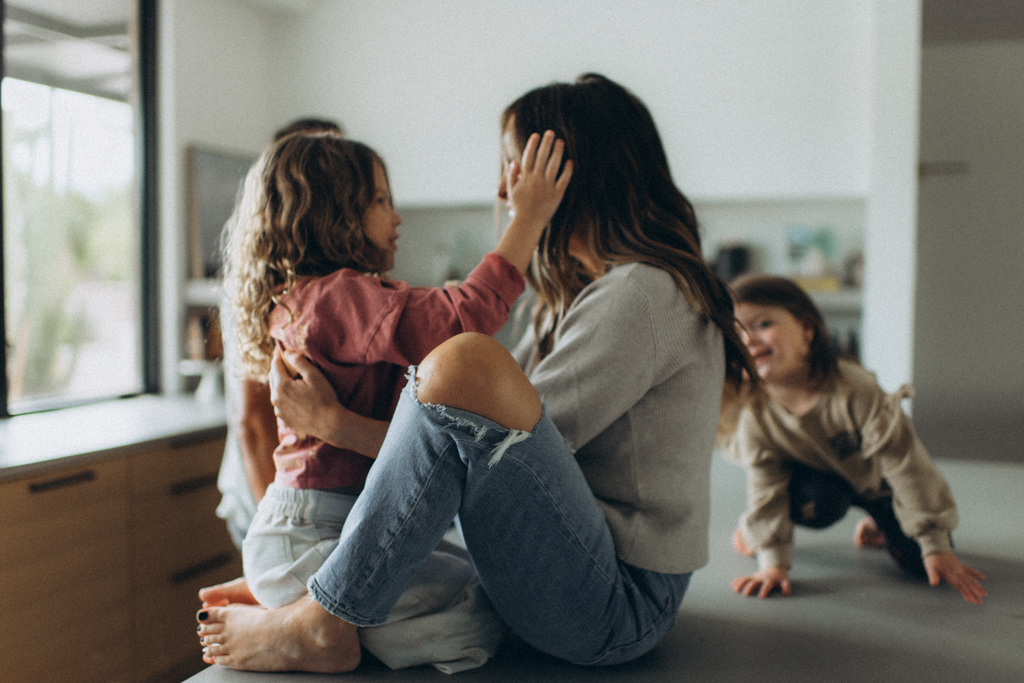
top-left (197, 624), bottom-right (203, 633)
top-left (198, 611), bottom-right (209, 621)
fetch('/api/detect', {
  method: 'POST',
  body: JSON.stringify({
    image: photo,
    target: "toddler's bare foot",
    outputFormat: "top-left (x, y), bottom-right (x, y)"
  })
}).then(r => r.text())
top-left (732, 527), bottom-right (755, 557)
top-left (854, 517), bottom-right (886, 548)
top-left (199, 577), bottom-right (259, 607)
top-left (196, 596), bottom-right (360, 673)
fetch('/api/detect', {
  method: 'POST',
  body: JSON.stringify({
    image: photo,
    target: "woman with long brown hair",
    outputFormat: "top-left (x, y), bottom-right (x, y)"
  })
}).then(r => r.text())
top-left (197, 74), bottom-right (753, 673)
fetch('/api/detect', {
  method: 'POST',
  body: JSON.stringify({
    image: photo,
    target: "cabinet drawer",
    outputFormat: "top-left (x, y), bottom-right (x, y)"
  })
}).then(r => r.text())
top-left (0, 457), bottom-right (131, 615)
top-left (131, 505), bottom-right (239, 589)
top-left (0, 572), bottom-right (132, 683)
top-left (126, 434), bottom-right (242, 681)
top-left (0, 493), bottom-right (129, 569)
top-left (132, 548), bottom-right (241, 682)
top-left (0, 456), bottom-right (127, 525)
top-left (0, 524), bottom-right (129, 612)
top-left (128, 437), bottom-right (238, 588)
top-left (128, 436), bottom-right (225, 498)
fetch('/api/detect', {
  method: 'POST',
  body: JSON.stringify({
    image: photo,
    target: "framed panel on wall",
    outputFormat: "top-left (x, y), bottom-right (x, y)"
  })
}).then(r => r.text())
top-left (186, 146), bottom-right (255, 279)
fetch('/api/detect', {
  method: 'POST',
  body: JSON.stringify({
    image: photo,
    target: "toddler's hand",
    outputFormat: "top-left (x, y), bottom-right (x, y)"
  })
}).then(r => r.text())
top-left (923, 551), bottom-right (987, 605)
top-left (731, 566), bottom-right (792, 599)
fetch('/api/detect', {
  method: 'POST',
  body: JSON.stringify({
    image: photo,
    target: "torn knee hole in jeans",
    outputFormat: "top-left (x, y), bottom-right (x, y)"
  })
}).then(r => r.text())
top-left (405, 365), bottom-right (531, 467)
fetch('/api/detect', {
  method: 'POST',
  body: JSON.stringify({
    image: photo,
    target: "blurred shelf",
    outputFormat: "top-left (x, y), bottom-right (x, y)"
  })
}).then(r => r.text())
top-left (184, 278), bottom-right (222, 308)
top-left (808, 288), bottom-right (861, 315)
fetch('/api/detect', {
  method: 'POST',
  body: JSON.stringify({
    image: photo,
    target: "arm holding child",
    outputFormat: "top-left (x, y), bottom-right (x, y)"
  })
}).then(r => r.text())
top-left (270, 349), bottom-right (388, 459)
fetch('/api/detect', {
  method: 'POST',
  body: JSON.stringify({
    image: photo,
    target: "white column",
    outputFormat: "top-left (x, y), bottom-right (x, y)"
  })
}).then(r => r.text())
top-left (860, 0), bottom-right (922, 392)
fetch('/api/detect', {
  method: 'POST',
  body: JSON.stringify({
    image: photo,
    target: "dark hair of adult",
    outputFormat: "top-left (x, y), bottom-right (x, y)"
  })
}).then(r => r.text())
top-left (730, 273), bottom-right (840, 387)
top-left (272, 117), bottom-right (344, 141)
top-left (501, 73), bottom-right (754, 389)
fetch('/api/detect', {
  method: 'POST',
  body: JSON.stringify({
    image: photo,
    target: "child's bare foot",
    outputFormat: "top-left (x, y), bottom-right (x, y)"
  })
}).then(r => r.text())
top-left (854, 517), bottom-right (886, 548)
top-left (199, 577), bottom-right (259, 607)
top-left (732, 527), bottom-right (755, 557)
top-left (196, 596), bottom-right (361, 673)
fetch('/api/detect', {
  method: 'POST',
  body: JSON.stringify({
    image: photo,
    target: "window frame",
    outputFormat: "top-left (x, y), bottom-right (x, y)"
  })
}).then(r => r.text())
top-left (0, 0), bottom-right (159, 417)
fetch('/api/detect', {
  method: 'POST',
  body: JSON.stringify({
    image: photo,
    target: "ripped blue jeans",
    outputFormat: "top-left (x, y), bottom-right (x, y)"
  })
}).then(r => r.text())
top-left (308, 368), bottom-right (690, 666)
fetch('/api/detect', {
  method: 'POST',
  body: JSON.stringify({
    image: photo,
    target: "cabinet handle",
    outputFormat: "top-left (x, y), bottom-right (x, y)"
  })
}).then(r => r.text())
top-left (28, 469), bottom-right (96, 493)
top-left (168, 472), bottom-right (219, 496)
top-left (170, 552), bottom-right (234, 584)
top-left (168, 429), bottom-right (226, 450)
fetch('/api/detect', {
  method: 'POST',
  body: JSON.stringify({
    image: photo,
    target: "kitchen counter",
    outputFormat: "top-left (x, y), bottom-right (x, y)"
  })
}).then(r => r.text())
top-left (0, 394), bottom-right (227, 483)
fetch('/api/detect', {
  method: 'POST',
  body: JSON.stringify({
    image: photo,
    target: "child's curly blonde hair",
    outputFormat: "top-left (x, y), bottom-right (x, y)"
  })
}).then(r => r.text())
top-left (223, 132), bottom-right (391, 379)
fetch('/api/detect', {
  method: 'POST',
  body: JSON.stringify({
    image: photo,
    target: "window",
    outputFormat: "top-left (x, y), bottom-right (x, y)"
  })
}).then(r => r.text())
top-left (1, 0), bottom-right (155, 415)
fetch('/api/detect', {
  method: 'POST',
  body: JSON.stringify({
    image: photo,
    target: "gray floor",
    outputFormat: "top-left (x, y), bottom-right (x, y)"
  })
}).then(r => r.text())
top-left (186, 455), bottom-right (1024, 683)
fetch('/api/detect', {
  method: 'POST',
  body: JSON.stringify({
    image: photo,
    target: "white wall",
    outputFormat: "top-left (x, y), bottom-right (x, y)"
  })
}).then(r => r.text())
top-left (157, 0), bottom-right (926, 414)
top-left (914, 40), bottom-right (1024, 461)
top-left (266, 0), bottom-right (874, 205)
top-left (158, 0), bottom-right (278, 392)
top-left (263, 0), bottom-right (922, 389)
top-left (860, 0), bottom-right (922, 393)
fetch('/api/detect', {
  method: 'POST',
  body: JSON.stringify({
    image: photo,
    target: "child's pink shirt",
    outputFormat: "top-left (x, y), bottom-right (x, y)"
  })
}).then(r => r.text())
top-left (269, 252), bottom-right (524, 490)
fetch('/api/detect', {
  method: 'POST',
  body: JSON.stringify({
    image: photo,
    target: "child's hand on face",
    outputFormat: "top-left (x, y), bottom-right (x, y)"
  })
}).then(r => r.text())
top-left (923, 552), bottom-right (987, 605)
top-left (505, 130), bottom-right (573, 236)
top-left (495, 129), bottom-right (573, 275)
top-left (731, 566), bottom-right (793, 599)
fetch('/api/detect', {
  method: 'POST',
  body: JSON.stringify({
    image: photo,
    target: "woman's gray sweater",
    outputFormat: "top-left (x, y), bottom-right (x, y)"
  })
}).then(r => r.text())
top-left (514, 262), bottom-right (724, 574)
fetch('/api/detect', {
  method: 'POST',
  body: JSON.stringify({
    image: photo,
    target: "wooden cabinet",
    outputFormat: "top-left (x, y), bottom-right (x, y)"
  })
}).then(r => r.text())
top-left (128, 434), bottom-right (240, 682)
top-left (0, 431), bottom-right (240, 683)
top-left (0, 458), bottom-right (133, 683)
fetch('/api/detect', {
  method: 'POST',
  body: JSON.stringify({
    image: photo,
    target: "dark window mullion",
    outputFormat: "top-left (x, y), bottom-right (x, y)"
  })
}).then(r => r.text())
top-left (139, 0), bottom-right (159, 393)
top-left (1, 0), bottom-right (9, 417)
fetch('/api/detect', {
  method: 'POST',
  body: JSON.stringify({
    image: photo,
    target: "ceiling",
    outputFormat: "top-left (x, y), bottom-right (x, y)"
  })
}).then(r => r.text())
top-left (9, 0), bottom-right (128, 26)
top-left (1, 0), bottom-right (319, 101)
top-left (3, 0), bottom-right (1023, 103)
top-left (4, 0), bottom-right (131, 100)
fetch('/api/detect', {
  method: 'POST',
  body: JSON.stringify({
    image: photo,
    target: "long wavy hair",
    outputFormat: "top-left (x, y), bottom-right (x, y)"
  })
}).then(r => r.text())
top-left (223, 133), bottom-right (391, 379)
top-left (502, 73), bottom-right (753, 389)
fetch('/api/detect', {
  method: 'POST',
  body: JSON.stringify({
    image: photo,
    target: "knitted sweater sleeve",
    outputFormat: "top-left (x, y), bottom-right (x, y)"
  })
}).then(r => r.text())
top-left (858, 384), bottom-right (958, 556)
top-left (727, 409), bottom-right (796, 570)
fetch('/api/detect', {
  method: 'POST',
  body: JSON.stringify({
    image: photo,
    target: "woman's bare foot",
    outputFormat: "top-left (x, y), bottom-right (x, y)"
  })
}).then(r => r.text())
top-left (199, 577), bottom-right (259, 607)
top-left (196, 596), bottom-right (361, 673)
top-left (854, 517), bottom-right (886, 548)
top-left (732, 527), bottom-right (755, 557)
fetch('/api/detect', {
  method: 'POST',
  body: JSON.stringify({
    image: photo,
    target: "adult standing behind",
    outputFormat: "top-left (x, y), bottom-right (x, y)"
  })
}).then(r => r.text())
top-left (215, 117), bottom-right (343, 548)
top-left (197, 74), bottom-right (754, 673)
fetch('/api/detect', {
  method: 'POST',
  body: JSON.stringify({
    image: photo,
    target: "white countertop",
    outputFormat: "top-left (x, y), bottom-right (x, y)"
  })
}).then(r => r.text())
top-left (0, 394), bottom-right (227, 483)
